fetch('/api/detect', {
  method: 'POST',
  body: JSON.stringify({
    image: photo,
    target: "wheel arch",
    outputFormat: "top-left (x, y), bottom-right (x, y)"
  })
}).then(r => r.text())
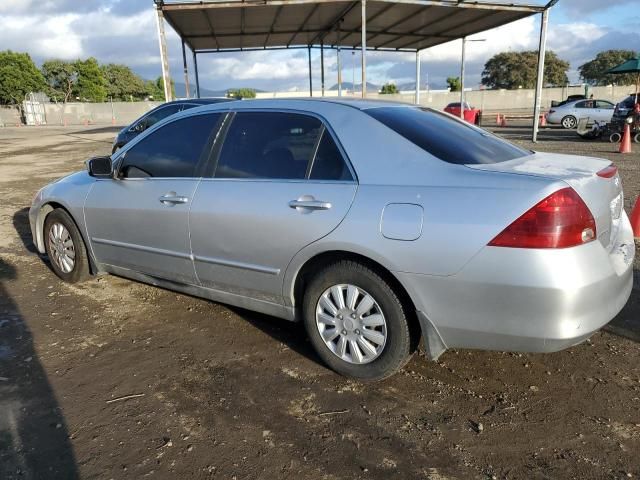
top-left (37, 202), bottom-right (99, 275)
top-left (291, 250), bottom-right (421, 351)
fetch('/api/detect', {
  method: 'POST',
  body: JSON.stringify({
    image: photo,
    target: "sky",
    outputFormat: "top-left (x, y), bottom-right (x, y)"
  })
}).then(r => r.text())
top-left (0, 0), bottom-right (638, 92)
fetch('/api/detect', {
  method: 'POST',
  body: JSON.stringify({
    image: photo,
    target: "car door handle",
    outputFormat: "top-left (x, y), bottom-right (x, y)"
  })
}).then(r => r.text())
top-left (159, 194), bottom-right (189, 205)
top-left (288, 199), bottom-right (332, 211)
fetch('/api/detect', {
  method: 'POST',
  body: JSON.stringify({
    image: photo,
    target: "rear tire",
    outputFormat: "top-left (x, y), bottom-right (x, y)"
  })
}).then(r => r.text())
top-left (43, 209), bottom-right (90, 283)
top-left (561, 115), bottom-right (577, 129)
top-left (634, 133), bottom-right (640, 144)
top-left (609, 132), bottom-right (622, 143)
top-left (302, 260), bottom-right (413, 381)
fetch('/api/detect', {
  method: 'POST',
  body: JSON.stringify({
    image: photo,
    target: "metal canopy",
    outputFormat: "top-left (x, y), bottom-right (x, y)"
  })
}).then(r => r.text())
top-left (158, 0), bottom-right (544, 53)
top-left (154, 0), bottom-right (554, 142)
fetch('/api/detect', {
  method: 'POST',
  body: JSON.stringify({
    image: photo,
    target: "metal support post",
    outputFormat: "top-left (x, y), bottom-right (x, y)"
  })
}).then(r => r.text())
top-left (192, 51), bottom-right (200, 98)
top-left (361, 0), bottom-right (367, 98)
top-left (181, 39), bottom-right (190, 98)
top-left (415, 49), bottom-right (421, 104)
top-left (532, 8), bottom-right (549, 142)
top-left (308, 46), bottom-right (313, 96)
top-left (155, 7), bottom-right (172, 102)
top-left (460, 37), bottom-right (466, 119)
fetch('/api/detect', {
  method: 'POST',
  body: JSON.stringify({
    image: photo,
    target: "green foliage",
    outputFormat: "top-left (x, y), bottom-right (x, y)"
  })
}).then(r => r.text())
top-left (379, 82), bottom-right (399, 94)
top-left (481, 50), bottom-right (569, 89)
top-left (227, 88), bottom-right (256, 99)
top-left (73, 58), bottom-right (107, 102)
top-left (0, 50), bottom-right (46, 104)
top-left (101, 64), bottom-right (147, 101)
top-left (42, 59), bottom-right (77, 102)
top-left (447, 77), bottom-right (461, 92)
top-left (145, 76), bottom-right (175, 100)
top-left (579, 50), bottom-right (638, 86)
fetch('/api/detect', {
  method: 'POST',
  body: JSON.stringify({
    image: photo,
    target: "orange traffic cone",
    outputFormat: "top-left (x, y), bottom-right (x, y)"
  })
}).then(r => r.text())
top-left (501, 115), bottom-right (507, 127)
top-left (630, 196), bottom-right (640, 240)
top-left (496, 113), bottom-right (502, 126)
top-left (539, 113), bottom-right (547, 127)
top-left (619, 123), bottom-right (632, 154)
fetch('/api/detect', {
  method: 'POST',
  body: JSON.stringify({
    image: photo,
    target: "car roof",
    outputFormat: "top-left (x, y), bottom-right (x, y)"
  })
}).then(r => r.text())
top-left (184, 97), bottom-right (416, 113)
top-left (170, 97), bottom-right (234, 105)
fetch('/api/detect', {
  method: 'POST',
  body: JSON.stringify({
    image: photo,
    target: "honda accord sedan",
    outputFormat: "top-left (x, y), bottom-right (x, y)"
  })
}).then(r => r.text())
top-left (30, 99), bottom-right (635, 380)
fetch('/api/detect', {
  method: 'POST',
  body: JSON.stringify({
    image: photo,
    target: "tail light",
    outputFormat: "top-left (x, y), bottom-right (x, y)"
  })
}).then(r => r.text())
top-left (596, 164), bottom-right (617, 178)
top-left (489, 187), bottom-right (596, 249)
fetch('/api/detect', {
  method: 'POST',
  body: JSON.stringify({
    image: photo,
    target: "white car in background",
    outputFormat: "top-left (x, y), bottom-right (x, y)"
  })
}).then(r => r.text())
top-left (547, 99), bottom-right (615, 129)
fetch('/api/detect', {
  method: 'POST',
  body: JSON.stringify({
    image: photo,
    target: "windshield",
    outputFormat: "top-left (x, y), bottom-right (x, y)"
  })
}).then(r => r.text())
top-left (365, 107), bottom-right (530, 165)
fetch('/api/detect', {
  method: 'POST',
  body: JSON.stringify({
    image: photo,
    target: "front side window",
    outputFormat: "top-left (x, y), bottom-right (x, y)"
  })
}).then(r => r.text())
top-left (365, 106), bottom-right (529, 165)
top-left (120, 113), bottom-right (221, 178)
top-left (142, 104), bottom-right (182, 129)
top-left (596, 100), bottom-right (614, 109)
top-left (215, 112), bottom-right (322, 179)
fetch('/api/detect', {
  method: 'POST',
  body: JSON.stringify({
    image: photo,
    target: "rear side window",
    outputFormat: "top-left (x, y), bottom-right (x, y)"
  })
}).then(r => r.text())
top-left (309, 130), bottom-right (353, 181)
top-left (120, 113), bottom-right (221, 178)
top-left (365, 107), bottom-right (529, 165)
top-left (215, 112), bottom-right (321, 179)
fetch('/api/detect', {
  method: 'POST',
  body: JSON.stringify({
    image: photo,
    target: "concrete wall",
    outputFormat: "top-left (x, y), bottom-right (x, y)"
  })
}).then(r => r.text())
top-left (257, 84), bottom-right (637, 114)
top-left (0, 102), bottom-right (162, 127)
top-left (1, 85), bottom-right (636, 126)
top-left (44, 101), bottom-right (162, 126)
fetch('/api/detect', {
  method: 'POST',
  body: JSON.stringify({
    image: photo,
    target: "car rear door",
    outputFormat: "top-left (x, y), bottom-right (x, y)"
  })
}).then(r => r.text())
top-left (84, 112), bottom-right (223, 283)
top-left (189, 110), bottom-right (357, 305)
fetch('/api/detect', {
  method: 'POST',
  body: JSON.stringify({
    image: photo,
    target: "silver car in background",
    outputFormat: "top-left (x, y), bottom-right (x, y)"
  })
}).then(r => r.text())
top-left (547, 99), bottom-right (615, 129)
top-left (30, 99), bottom-right (634, 380)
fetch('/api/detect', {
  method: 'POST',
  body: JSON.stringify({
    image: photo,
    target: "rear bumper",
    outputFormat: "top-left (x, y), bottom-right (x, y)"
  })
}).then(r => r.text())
top-left (399, 213), bottom-right (635, 354)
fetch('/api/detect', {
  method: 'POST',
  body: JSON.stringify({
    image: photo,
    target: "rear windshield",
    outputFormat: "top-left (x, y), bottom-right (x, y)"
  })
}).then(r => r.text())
top-left (365, 107), bottom-right (529, 165)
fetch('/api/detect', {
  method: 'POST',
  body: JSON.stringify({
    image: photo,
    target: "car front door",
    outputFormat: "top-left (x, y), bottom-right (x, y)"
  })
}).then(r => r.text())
top-left (189, 110), bottom-right (357, 305)
top-left (84, 112), bottom-right (223, 283)
top-left (595, 100), bottom-right (615, 122)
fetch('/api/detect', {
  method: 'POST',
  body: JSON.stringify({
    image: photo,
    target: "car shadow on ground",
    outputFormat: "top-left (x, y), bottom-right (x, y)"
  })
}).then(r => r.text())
top-left (227, 306), bottom-right (324, 367)
top-left (69, 126), bottom-right (122, 135)
top-left (605, 268), bottom-right (640, 343)
top-left (0, 257), bottom-right (79, 479)
top-left (12, 208), bottom-right (38, 255)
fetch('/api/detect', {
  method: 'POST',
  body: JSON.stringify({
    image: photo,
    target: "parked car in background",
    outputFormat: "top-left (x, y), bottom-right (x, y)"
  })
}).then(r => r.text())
top-left (550, 94), bottom-right (586, 108)
top-left (443, 102), bottom-right (482, 124)
top-left (112, 98), bottom-right (234, 153)
top-left (612, 94), bottom-right (640, 122)
top-left (547, 99), bottom-right (615, 129)
top-left (31, 99), bottom-right (634, 381)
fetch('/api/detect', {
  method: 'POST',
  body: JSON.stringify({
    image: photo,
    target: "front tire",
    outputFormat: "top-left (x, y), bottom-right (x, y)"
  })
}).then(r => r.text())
top-left (43, 209), bottom-right (90, 283)
top-left (302, 260), bottom-right (413, 381)
top-left (561, 115), bottom-right (577, 129)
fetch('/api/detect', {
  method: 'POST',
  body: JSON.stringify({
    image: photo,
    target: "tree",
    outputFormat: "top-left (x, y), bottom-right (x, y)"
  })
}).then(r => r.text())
top-left (42, 60), bottom-right (77, 103)
top-left (0, 50), bottom-right (46, 104)
top-left (579, 50), bottom-right (638, 86)
top-left (379, 82), bottom-right (398, 94)
top-left (73, 57), bottom-right (107, 102)
top-left (227, 88), bottom-right (256, 99)
top-left (146, 76), bottom-right (175, 100)
top-left (101, 64), bottom-right (146, 101)
top-left (481, 50), bottom-right (569, 89)
top-left (447, 77), bottom-right (461, 92)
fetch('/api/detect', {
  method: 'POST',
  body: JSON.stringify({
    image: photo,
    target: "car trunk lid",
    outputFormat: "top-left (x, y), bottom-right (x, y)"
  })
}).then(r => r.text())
top-left (467, 152), bottom-right (624, 251)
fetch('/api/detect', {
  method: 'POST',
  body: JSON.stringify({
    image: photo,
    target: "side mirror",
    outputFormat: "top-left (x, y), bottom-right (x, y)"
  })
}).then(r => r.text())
top-left (86, 156), bottom-right (113, 178)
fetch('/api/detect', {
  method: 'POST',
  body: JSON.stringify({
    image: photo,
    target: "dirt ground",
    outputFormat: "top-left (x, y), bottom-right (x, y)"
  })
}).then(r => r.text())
top-left (0, 123), bottom-right (639, 480)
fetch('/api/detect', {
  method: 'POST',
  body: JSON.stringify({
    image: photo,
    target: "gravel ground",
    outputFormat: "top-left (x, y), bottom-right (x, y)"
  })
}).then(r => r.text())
top-left (0, 124), bottom-right (639, 480)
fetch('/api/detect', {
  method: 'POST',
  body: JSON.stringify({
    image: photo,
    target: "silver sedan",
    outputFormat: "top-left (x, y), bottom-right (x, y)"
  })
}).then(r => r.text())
top-left (547, 99), bottom-right (615, 129)
top-left (30, 99), bottom-right (634, 380)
